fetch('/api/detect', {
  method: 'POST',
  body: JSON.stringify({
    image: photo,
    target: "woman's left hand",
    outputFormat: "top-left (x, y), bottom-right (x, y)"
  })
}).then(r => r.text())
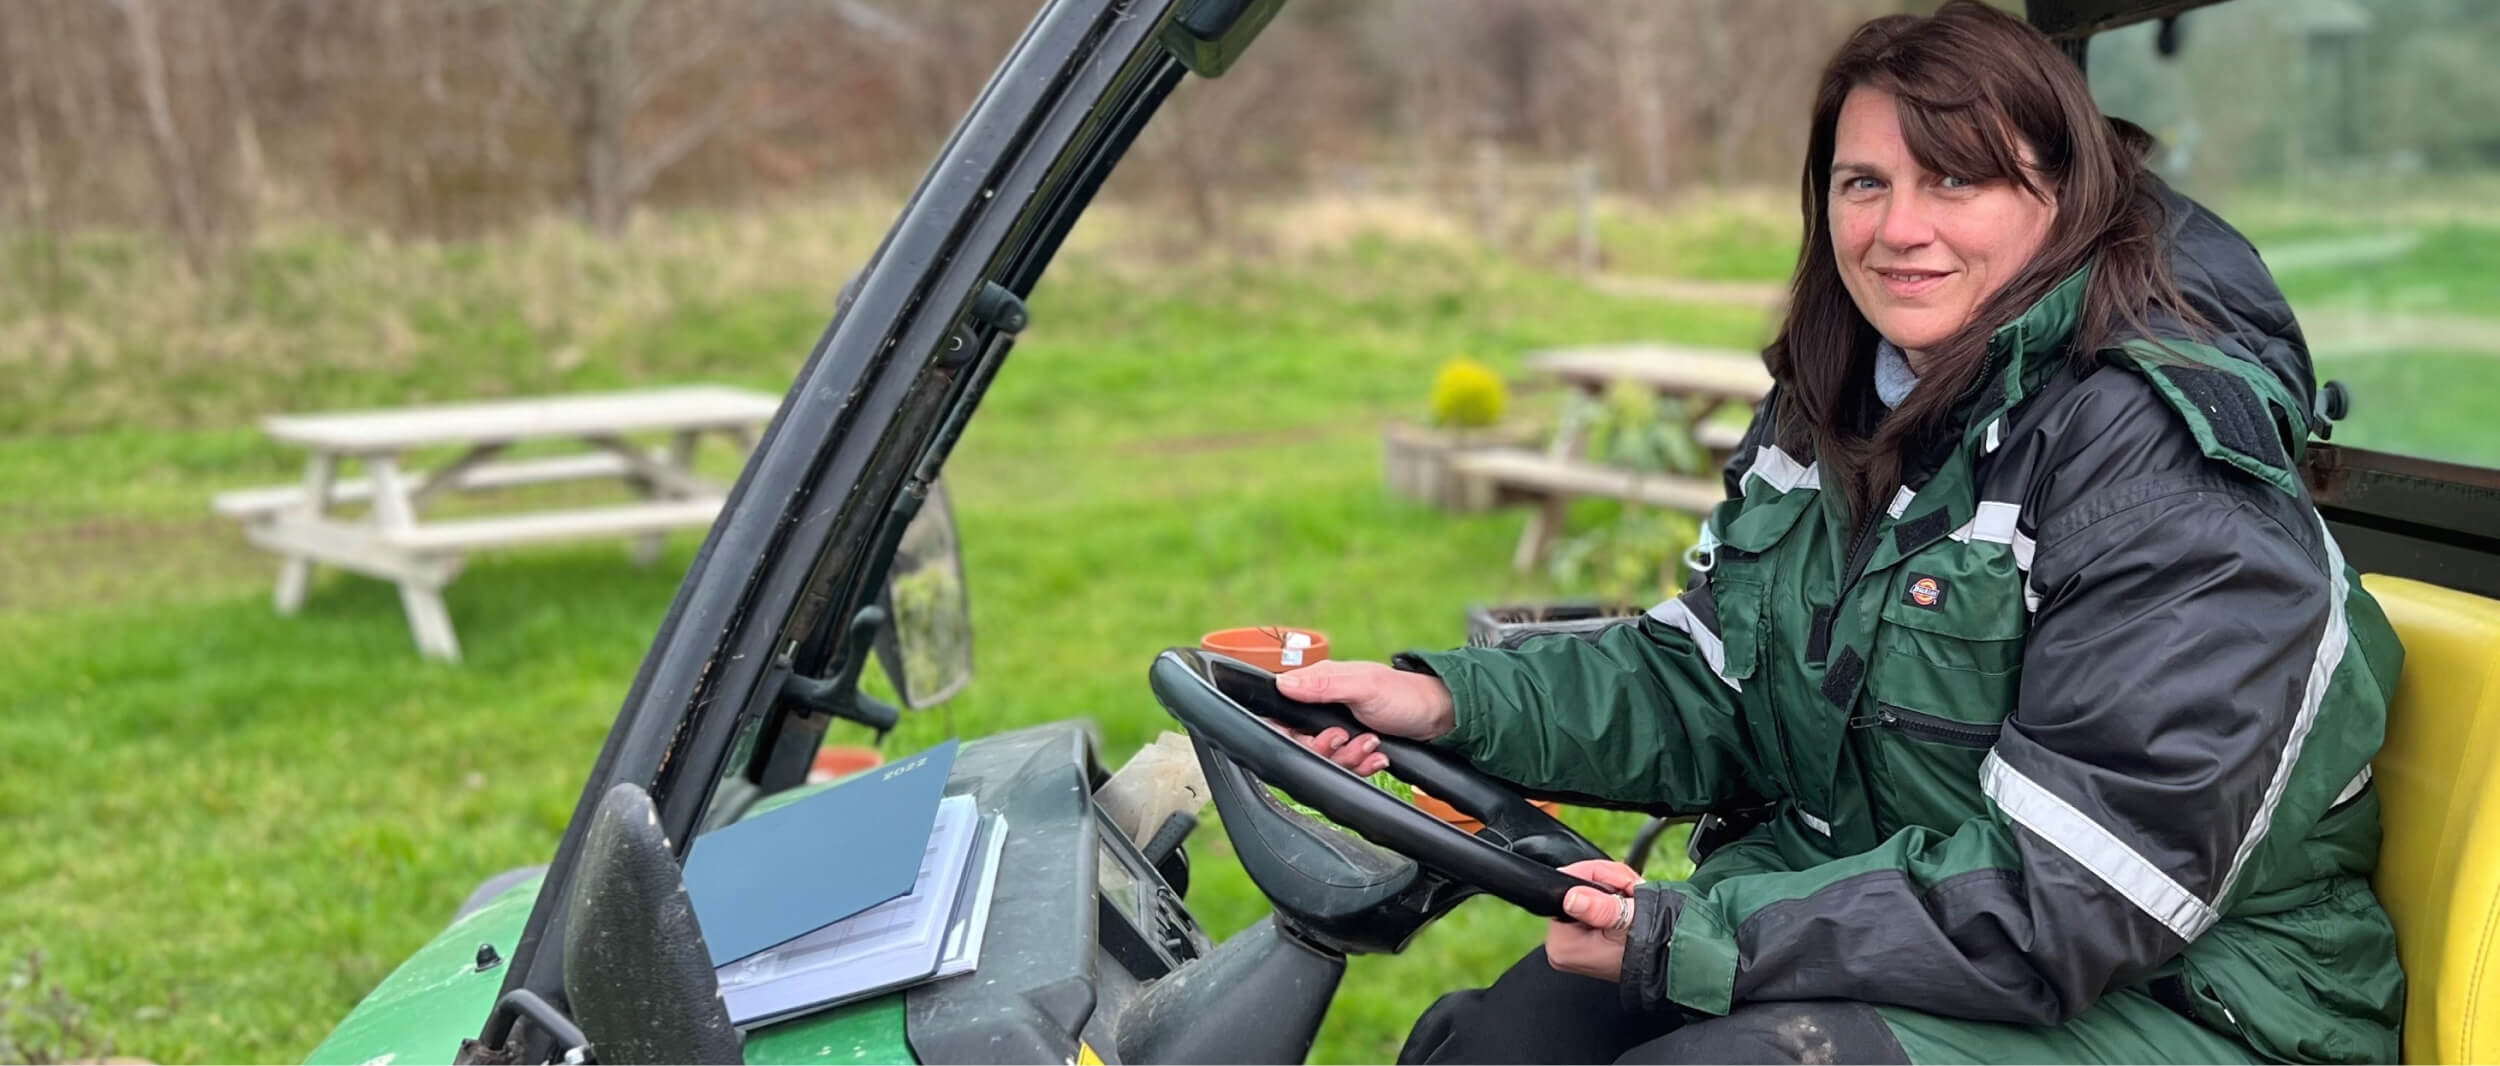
top-left (1546, 859), bottom-right (1644, 981)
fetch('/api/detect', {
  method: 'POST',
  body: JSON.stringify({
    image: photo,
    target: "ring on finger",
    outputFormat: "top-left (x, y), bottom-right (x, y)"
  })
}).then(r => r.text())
top-left (1605, 896), bottom-right (1636, 937)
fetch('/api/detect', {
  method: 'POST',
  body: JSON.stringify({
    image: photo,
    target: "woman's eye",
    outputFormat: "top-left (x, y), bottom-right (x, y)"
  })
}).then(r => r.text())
top-left (1843, 177), bottom-right (1883, 194)
top-left (1939, 175), bottom-right (1975, 189)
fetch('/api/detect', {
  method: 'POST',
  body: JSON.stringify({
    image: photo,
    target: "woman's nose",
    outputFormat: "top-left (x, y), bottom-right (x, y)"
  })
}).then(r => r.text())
top-left (1876, 193), bottom-right (1937, 250)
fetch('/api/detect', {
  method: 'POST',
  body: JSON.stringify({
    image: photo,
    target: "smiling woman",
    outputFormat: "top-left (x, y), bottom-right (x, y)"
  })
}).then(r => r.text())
top-left (1289, 2), bottom-right (2409, 1063)
top-left (1776, 0), bottom-right (2194, 515)
top-left (1826, 87), bottom-right (2058, 363)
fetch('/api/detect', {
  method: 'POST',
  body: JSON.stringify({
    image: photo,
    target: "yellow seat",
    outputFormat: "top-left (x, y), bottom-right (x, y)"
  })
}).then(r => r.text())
top-left (2364, 575), bottom-right (2500, 1064)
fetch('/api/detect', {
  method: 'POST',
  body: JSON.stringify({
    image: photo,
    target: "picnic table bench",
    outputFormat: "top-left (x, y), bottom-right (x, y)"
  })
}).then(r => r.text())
top-left (213, 385), bottom-right (781, 661)
top-left (1453, 344), bottom-right (1773, 571)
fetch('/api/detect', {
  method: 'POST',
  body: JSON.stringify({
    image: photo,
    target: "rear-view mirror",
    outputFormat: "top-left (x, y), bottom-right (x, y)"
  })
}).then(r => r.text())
top-left (875, 480), bottom-right (974, 708)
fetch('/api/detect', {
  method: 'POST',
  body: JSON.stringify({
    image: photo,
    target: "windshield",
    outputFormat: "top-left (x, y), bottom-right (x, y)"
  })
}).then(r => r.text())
top-left (2087, 1), bottom-right (2500, 466)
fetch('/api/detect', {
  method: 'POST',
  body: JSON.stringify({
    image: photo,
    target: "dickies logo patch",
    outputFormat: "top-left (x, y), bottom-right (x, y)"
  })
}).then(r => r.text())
top-left (1906, 574), bottom-right (1946, 609)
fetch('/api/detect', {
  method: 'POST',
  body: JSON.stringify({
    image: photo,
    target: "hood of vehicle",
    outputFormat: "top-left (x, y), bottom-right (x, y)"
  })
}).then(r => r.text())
top-left (307, 880), bottom-right (536, 1066)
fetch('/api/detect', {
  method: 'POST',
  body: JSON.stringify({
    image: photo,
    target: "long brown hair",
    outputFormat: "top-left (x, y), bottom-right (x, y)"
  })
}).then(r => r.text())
top-left (1768, 0), bottom-right (2190, 516)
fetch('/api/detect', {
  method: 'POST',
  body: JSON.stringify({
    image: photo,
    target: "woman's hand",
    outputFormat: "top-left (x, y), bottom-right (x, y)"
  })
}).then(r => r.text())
top-left (1547, 859), bottom-right (1644, 981)
top-left (1271, 660), bottom-right (1458, 775)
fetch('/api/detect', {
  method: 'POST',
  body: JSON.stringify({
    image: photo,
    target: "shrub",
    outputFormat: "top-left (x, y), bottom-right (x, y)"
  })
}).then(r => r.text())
top-left (1549, 383), bottom-right (1709, 604)
top-left (1428, 357), bottom-right (1508, 429)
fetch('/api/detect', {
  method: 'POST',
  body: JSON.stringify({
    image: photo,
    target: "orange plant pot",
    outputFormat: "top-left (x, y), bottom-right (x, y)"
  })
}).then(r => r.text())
top-left (1411, 787), bottom-right (1563, 835)
top-left (1199, 626), bottom-right (1332, 673)
top-left (809, 744), bottom-right (885, 784)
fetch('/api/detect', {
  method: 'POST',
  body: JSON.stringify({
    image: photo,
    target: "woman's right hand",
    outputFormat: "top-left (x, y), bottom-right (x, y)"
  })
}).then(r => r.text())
top-left (1271, 660), bottom-right (1457, 775)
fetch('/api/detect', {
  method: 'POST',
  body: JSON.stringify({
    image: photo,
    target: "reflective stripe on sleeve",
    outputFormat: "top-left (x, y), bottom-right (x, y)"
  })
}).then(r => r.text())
top-left (2335, 765), bottom-right (2373, 807)
top-left (1648, 597), bottom-right (1742, 693)
top-left (1952, 501), bottom-right (2022, 544)
top-left (2216, 518), bottom-right (2352, 904)
top-left (1981, 750), bottom-right (2219, 941)
top-left (2015, 530), bottom-right (2040, 611)
top-left (1951, 502), bottom-right (2041, 611)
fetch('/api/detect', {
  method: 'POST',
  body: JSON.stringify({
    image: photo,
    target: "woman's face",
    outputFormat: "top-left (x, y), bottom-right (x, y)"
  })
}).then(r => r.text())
top-left (1829, 86), bottom-right (2057, 359)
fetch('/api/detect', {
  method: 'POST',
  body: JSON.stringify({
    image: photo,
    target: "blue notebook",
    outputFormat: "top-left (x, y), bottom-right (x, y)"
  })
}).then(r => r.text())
top-left (713, 794), bottom-right (992, 1027)
top-left (684, 739), bottom-right (959, 967)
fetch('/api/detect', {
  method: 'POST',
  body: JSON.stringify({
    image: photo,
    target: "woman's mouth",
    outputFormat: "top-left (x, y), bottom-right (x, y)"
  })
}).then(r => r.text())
top-left (1875, 268), bottom-right (1953, 299)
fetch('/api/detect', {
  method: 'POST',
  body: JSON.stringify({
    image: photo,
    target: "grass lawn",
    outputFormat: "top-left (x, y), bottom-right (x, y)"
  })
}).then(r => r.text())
top-left (1572, 192), bottom-right (1801, 283)
top-left (2257, 218), bottom-right (2500, 466)
top-left (0, 212), bottom-right (1762, 1064)
top-left (2312, 349), bottom-right (2500, 468)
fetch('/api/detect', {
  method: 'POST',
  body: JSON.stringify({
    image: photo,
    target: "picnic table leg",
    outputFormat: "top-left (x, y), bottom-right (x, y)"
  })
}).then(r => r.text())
top-left (1514, 496), bottom-right (1570, 572)
top-left (631, 430), bottom-right (703, 566)
top-left (1681, 397), bottom-right (1735, 468)
top-left (1512, 388), bottom-right (1600, 572)
top-left (273, 452), bottom-right (338, 614)
top-left (367, 454), bottom-right (463, 662)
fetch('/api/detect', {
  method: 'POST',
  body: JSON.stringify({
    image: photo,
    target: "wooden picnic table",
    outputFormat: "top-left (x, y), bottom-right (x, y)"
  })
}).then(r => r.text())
top-left (1461, 344), bottom-right (1774, 570)
top-left (214, 385), bottom-right (781, 661)
top-left (1527, 343), bottom-right (1774, 454)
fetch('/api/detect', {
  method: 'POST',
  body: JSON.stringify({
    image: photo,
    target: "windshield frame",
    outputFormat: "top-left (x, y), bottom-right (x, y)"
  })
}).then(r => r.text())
top-left (477, 0), bottom-right (1197, 1055)
top-left (2026, 0), bottom-right (2227, 42)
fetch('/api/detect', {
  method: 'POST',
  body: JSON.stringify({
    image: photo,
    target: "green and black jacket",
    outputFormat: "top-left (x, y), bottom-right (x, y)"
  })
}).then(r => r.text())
top-left (1403, 191), bottom-right (2405, 1063)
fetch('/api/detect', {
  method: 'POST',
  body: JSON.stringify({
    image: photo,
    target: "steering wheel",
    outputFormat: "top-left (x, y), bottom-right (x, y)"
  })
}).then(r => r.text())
top-left (1149, 648), bottom-right (1609, 953)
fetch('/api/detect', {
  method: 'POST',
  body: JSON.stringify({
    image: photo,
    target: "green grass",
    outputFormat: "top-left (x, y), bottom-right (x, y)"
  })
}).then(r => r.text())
top-left (0, 210), bottom-right (1757, 1064)
top-left (2265, 221), bottom-right (2500, 320)
top-left (2244, 218), bottom-right (2500, 466)
top-left (2315, 350), bottom-right (2500, 467)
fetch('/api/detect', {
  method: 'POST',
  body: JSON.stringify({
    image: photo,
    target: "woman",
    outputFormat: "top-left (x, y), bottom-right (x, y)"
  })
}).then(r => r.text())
top-left (1278, 3), bottom-right (2403, 1063)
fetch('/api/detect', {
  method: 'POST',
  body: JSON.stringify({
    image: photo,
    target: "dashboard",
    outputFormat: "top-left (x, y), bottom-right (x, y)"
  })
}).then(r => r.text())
top-left (880, 722), bottom-right (1208, 1063)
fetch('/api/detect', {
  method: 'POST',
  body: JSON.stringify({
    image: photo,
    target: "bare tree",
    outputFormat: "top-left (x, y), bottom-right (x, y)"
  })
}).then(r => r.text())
top-left (1, 4), bottom-right (66, 311)
top-left (1128, 11), bottom-right (1346, 244)
top-left (1695, 0), bottom-right (1883, 187)
top-left (110, 0), bottom-right (219, 272)
top-left (205, 0), bottom-right (270, 225)
top-left (1585, 0), bottom-right (1681, 201)
top-left (0, 0), bottom-right (1939, 254)
top-left (507, 0), bottom-right (805, 236)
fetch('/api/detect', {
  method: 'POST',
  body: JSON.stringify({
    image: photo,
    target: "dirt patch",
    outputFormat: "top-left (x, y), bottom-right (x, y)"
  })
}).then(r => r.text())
top-left (1587, 273), bottom-right (1787, 310)
top-left (1116, 423), bottom-right (1371, 457)
top-left (0, 516), bottom-right (269, 616)
top-left (2306, 309), bottom-right (2500, 357)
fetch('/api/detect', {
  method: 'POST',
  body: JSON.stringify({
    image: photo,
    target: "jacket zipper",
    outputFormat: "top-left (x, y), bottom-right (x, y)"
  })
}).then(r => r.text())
top-left (1857, 705), bottom-right (2002, 748)
top-left (1811, 340), bottom-right (2012, 665)
top-left (1759, 614), bottom-right (1802, 785)
top-left (1812, 516), bottom-right (1885, 663)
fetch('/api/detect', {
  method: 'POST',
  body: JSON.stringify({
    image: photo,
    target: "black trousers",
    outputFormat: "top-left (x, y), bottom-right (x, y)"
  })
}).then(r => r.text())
top-left (1397, 948), bottom-right (1910, 1065)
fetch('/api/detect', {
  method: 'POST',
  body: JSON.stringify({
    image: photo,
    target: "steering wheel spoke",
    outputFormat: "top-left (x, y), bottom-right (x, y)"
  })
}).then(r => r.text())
top-left (1149, 648), bottom-right (1609, 953)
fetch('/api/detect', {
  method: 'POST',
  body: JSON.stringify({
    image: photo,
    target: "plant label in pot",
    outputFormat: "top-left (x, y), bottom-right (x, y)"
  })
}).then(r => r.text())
top-left (1198, 626), bottom-right (1331, 673)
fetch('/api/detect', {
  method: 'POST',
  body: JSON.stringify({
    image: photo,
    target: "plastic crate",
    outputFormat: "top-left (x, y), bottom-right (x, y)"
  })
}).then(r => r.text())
top-left (1464, 602), bottom-right (1645, 650)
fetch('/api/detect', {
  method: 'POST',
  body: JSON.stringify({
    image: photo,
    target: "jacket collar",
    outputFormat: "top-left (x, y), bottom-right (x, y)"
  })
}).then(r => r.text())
top-left (1960, 262), bottom-right (2093, 445)
top-left (1859, 263), bottom-right (2094, 576)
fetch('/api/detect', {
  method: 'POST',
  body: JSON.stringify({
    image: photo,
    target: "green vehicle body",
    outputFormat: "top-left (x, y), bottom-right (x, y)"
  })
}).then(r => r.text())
top-left (310, 777), bottom-right (917, 1066)
top-left (306, 880), bottom-right (910, 1066)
